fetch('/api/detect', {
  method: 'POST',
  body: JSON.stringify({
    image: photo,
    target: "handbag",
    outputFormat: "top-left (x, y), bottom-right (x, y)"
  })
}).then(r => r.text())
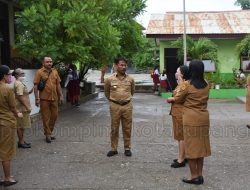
top-left (37, 71), bottom-right (52, 91)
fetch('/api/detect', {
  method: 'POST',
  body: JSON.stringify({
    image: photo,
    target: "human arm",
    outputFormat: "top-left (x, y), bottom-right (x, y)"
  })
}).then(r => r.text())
top-left (8, 89), bottom-right (23, 118)
top-left (34, 84), bottom-right (40, 107)
top-left (131, 78), bottom-right (135, 96)
top-left (56, 71), bottom-right (64, 104)
top-left (104, 78), bottom-right (110, 100)
top-left (166, 83), bottom-right (188, 104)
top-left (33, 71), bottom-right (41, 107)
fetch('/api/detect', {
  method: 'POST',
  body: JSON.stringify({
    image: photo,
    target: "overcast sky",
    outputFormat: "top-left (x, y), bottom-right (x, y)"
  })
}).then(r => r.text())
top-left (137, 0), bottom-right (241, 28)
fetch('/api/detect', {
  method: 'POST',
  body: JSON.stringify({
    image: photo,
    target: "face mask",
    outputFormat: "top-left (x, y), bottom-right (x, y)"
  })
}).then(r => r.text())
top-left (175, 73), bottom-right (179, 80)
top-left (18, 76), bottom-right (26, 82)
top-left (6, 75), bottom-right (12, 84)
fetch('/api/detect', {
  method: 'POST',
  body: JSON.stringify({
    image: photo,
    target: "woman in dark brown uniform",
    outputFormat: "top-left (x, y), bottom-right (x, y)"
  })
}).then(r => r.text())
top-left (168, 65), bottom-right (190, 168)
top-left (0, 65), bottom-right (22, 187)
top-left (167, 60), bottom-right (211, 185)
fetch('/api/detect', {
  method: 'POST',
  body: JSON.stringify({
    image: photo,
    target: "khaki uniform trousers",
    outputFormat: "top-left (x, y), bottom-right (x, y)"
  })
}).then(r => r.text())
top-left (40, 100), bottom-right (58, 136)
top-left (110, 101), bottom-right (132, 150)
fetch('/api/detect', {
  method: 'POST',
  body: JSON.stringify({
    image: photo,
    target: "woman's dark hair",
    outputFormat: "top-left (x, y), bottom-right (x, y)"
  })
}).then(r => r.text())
top-left (154, 65), bottom-right (159, 70)
top-left (179, 65), bottom-right (190, 80)
top-left (0, 65), bottom-right (10, 80)
top-left (189, 60), bottom-right (208, 89)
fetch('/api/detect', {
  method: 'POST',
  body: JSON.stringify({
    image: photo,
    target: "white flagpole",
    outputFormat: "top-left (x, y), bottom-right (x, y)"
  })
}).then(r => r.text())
top-left (183, 0), bottom-right (187, 65)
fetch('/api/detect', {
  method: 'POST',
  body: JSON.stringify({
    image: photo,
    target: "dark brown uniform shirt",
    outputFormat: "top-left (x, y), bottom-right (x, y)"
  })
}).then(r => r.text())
top-left (33, 67), bottom-right (61, 101)
top-left (104, 73), bottom-right (135, 103)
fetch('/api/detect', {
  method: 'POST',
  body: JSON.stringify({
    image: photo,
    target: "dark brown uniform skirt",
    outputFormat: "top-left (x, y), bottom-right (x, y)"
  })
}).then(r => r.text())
top-left (0, 125), bottom-right (16, 161)
top-left (184, 125), bottom-right (211, 159)
top-left (172, 116), bottom-right (184, 141)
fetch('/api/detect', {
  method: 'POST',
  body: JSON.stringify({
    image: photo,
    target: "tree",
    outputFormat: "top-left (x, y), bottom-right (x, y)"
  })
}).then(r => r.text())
top-left (15, 0), bottom-right (146, 82)
top-left (234, 0), bottom-right (250, 9)
top-left (236, 35), bottom-right (250, 57)
top-left (171, 36), bottom-right (218, 63)
top-left (131, 38), bottom-right (159, 71)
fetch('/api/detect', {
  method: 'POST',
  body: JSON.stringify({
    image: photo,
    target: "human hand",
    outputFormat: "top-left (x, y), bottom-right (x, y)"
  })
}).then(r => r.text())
top-left (166, 97), bottom-right (174, 103)
top-left (26, 107), bottom-right (32, 113)
top-left (17, 112), bottom-right (23, 118)
top-left (59, 96), bottom-right (64, 106)
top-left (29, 87), bottom-right (34, 94)
top-left (35, 99), bottom-right (40, 107)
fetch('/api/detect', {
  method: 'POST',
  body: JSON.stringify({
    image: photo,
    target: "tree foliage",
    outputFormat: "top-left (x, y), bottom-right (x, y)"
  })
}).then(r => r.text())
top-left (15, 0), bottom-right (146, 80)
top-left (236, 35), bottom-right (250, 57)
top-left (171, 36), bottom-right (218, 63)
top-left (234, 0), bottom-right (250, 9)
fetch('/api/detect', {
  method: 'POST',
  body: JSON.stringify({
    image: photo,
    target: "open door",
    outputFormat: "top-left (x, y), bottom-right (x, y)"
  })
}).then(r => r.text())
top-left (164, 48), bottom-right (182, 91)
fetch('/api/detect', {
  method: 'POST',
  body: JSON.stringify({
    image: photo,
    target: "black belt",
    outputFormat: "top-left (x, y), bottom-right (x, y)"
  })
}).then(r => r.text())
top-left (110, 99), bottom-right (131, 105)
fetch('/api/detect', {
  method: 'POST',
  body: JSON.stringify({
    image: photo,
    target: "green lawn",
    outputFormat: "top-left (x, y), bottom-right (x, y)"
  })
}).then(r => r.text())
top-left (161, 89), bottom-right (247, 99)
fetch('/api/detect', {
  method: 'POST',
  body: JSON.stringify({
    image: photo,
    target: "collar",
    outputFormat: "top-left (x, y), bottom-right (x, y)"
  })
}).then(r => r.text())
top-left (41, 67), bottom-right (53, 73)
top-left (114, 72), bottom-right (127, 78)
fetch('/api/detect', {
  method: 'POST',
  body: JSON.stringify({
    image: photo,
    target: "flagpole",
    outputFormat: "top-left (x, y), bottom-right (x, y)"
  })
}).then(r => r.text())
top-left (183, 0), bottom-right (187, 65)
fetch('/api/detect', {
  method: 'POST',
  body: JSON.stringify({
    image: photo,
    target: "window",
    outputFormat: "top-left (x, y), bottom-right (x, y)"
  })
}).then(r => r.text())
top-left (186, 60), bottom-right (216, 72)
top-left (241, 56), bottom-right (250, 72)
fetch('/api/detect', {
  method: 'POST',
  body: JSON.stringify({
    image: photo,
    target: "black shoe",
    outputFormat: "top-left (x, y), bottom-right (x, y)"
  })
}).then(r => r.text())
top-left (51, 136), bottom-right (56, 140)
top-left (124, 150), bottom-right (132, 157)
top-left (18, 143), bottom-right (31, 148)
top-left (3, 180), bottom-right (18, 187)
top-left (24, 141), bottom-right (31, 146)
top-left (45, 137), bottom-right (51, 143)
top-left (107, 150), bottom-right (118, 157)
top-left (182, 176), bottom-right (204, 185)
top-left (198, 176), bottom-right (204, 183)
top-left (0, 180), bottom-right (4, 186)
top-left (171, 161), bottom-right (185, 168)
top-left (173, 158), bottom-right (188, 163)
top-left (246, 124), bottom-right (250, 129)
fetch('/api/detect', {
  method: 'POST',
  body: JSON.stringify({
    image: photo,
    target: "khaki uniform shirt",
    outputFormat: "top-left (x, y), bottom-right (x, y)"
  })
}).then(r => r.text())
top-left (104, 73), bottom-right (135, 102)
top-left (174, 81), bottom-right (209, 126)
top-left (170, 83), bottom-right (185, 117)
top-left (33, 67), bottom-right (61, 101)
top-left (0, 82), bottom-right (17, 128)
top-left (14, 80), bottom-right (31, 112)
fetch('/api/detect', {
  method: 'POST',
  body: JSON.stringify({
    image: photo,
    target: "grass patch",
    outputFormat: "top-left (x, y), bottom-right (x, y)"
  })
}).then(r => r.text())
top-left (161, 89), bottom-right (246, 99)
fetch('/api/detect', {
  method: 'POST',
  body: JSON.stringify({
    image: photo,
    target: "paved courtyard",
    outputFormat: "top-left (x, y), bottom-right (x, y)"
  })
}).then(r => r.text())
top-left (1, 93), bottom-right (250, 190)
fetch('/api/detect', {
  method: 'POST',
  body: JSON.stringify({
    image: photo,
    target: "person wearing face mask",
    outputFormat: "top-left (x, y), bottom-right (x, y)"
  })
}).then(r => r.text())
top-left (0, 65), bottom-right (23, 187)
top-left (13, 68), bottom-right (33, 149)
top-left (168, 65), bottom-right (190, 168)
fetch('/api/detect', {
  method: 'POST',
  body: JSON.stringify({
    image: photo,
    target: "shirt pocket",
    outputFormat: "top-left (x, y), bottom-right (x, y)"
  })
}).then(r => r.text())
top-left (111, 81), bottom-right (119, 91)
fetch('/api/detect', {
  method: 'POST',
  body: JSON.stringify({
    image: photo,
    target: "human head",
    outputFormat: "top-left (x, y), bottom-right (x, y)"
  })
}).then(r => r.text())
top-left (12, 68), bottom-right (25, 81)
top-left (0, 65), bottom-right (12, 83)
top-left (179, 65), bottom-right (190, 80)
top-left (189, 60), bottom-right (207, 89)
top-left (43, 56), bottom-right (53, 69)
top-left (114, 57), bottom-right (127, 75)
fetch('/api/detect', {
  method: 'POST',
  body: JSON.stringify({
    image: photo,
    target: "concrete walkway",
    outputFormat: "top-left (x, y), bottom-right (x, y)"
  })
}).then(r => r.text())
top-left (1, 93), bottom-right (250, 190)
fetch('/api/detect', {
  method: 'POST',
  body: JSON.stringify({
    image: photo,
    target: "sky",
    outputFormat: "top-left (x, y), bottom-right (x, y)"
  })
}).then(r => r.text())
top-left (136, 0), bottom-right (241, 28)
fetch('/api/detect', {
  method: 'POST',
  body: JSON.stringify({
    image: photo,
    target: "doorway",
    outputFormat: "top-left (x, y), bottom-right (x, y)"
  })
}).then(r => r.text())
top-left (164, 48), bottom-right (182, 91)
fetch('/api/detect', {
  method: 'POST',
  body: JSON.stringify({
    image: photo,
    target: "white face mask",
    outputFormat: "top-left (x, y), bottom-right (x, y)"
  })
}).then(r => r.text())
top-left (18, 76), bottom-right (26, 82)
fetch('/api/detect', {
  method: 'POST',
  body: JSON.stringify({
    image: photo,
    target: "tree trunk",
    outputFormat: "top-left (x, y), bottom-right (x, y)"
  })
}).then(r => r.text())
top-left (100, 65), bottom-right (107, 83)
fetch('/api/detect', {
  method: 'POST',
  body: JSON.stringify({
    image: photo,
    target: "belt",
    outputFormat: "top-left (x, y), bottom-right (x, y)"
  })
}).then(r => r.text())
top-left (110, 99), bottom-right (131, 106)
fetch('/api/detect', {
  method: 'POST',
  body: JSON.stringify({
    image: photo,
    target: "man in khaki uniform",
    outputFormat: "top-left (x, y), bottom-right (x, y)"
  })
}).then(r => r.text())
top-left (34, 57), bottom-right (63, 143)
top-left (104, 58), bottom-right (135, 157)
